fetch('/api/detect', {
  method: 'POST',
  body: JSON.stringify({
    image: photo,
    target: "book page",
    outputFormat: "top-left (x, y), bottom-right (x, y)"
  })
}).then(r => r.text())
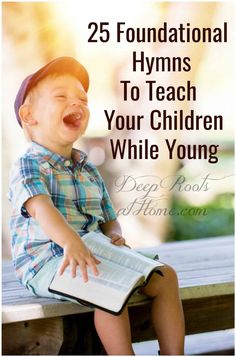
top-left (50, 268), bottom-right (136, 313)
top-left (83, 232), bottom-right (163, 279)
top-left (78, 257), bottom-right (142, 291)
top-left (49, 232), bottom-right (163, 313)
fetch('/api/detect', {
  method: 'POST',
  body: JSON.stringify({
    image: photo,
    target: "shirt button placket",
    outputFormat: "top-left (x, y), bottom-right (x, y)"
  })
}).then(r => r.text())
top-left (64, 160), bottom-right (71, 167)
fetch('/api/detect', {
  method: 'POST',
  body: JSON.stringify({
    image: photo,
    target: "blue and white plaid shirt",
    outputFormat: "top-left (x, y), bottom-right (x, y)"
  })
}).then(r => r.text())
top-left (8, 142), bottom-right (117, 285)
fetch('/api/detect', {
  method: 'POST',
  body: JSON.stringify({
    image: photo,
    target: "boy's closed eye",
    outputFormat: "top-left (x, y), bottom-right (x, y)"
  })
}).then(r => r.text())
top-left (53, 91), bottom-right (67, 100)
top-left (54, 93), bottom-right (88, 104)
top-left (80, 98), bottom-right (88, 104)
top-left (55, 95), bottom-right (66, 99)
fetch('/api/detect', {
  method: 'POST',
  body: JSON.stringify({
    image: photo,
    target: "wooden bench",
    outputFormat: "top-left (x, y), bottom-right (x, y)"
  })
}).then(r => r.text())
top-left (2, 236), bottom-right (234, 355)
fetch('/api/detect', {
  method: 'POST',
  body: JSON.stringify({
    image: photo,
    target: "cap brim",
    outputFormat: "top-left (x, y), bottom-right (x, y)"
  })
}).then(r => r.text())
top-left (27, 57), bottom-right (89, 94)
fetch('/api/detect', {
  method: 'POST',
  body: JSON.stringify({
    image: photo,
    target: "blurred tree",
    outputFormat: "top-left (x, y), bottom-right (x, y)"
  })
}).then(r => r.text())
top-left (168, 193), bottom-right (234, 241)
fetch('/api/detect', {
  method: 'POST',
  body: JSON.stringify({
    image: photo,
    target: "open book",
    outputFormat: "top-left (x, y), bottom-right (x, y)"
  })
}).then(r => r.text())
top-left (49, 232), bottom-right (164, 315)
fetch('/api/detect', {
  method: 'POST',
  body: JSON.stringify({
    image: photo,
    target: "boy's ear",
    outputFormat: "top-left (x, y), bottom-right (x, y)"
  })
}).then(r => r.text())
top-left (18, 104), bottom-right (37, 126)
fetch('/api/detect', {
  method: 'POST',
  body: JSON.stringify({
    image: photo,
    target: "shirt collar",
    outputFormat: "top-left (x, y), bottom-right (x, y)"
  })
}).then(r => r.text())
top-left (29, 141), bottom-right (88, 170)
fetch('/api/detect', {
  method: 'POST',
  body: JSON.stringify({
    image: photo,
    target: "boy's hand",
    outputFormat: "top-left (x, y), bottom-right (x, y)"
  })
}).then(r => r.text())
top-left (100, 219), bottom-right (131, 247)
top-left (24, 195), bottom-right (100, 282)
top-left (59, 238), bottom-right (100, 282)
top-left (108, 232), bottom-right (126, 246)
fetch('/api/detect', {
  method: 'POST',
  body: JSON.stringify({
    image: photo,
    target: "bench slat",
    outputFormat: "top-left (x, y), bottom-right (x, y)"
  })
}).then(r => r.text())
top-left (166, 258), bottom-right (234, 271)
top-left (3, 300), bottom-right (92, 324)
top-left (2, 236), bottom-right (234, 324)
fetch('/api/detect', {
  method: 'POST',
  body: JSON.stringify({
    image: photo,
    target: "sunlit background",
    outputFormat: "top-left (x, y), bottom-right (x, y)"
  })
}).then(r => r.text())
top-left (2, 1), bottom-right (234, 258)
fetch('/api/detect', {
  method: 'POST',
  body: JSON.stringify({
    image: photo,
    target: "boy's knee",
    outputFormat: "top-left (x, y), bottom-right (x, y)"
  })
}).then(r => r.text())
top-left (140, 265), bottom-right (178, 298)
top-left (155, 265), bottom-right (179, 296)
top-left (161, 264), bottom-right (179, 286)
top-left (161, 265), bottom-right (179, 289)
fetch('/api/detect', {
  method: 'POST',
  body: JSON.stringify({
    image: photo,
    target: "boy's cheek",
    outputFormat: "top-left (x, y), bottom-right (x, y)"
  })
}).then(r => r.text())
top-left (84, 108), bottom-right (90, 120)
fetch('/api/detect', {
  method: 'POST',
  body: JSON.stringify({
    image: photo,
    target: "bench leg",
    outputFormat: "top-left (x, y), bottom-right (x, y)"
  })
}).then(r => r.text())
top-left (2, 317), bottom-right (64, 355)
top-left (3, 313), bottom-right (105, 355)
top-left (59, 312), bottom-right (106, 355)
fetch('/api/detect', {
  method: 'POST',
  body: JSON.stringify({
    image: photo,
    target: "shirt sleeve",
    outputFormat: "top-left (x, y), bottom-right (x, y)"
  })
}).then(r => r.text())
top-left (89, 165), bottom-right (117, 222)
top-left (8, 157), bottom-right (50, 218)
top-left (100, 179), bottom-right (117, 222)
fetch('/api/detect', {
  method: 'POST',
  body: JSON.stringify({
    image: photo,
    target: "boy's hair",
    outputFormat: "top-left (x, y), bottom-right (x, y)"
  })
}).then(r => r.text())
top-left (15, 57), bottom-right (89, 127)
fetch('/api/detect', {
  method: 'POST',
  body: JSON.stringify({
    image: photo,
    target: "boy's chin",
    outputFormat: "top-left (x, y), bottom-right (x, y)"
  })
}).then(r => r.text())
top-left (64, 128), bottom-right (86, 143)
top-left (63, 121), bottom-right (87, 134)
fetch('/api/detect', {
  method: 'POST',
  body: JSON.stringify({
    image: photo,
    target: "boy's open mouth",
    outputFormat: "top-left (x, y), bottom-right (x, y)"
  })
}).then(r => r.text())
top-left (63, 112), bottom-right (82, 128)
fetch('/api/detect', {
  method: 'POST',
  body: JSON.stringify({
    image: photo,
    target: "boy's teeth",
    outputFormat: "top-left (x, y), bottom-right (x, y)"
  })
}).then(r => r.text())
top-left (63, 113), bottom-right (81, 125)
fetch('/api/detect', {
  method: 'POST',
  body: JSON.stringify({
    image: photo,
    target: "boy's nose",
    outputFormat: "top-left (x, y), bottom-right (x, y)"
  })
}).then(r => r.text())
top-left (69, 98), bottom-right (81, 107)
